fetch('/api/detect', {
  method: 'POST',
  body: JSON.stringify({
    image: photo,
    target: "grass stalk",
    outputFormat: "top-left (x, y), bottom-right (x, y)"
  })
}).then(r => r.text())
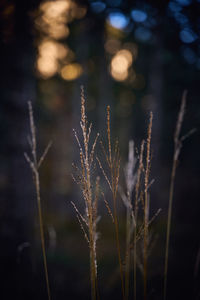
top-left (164, 91), bottom-right (188, 300)
top-left (144, 112), bottom-right (153, 300)
top-left (125, 199), bottom-right (131, 300)
top-left (107, 106), bottom-right (125, 300)
top-left (133, 140), bottom-right (144, 300)
top-left (72, 87), bottom-right (99, 300)
top-left (24, 101), bottom-right (52, 300)
top-left (98, 106), bottom-right (125, 300)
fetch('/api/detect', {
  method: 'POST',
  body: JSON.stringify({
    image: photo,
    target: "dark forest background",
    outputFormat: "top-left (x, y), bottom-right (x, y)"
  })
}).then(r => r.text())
top-left (0, 0), bottom-right (200, 299)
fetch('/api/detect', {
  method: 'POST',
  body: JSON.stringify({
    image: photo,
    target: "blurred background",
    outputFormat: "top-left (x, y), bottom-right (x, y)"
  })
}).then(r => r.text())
top-left (0, 0), bottom-right (200, 299)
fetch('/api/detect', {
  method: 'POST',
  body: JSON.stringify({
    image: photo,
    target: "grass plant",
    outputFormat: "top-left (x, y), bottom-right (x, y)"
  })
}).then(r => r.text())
top-left (143, 112), bottom-right (153, 300)
top-left (72, 86), bottom-right (100, 300)
top-left (97, 105), bottom-right (125, 300)
top-left (24, 101), bottom-right (52, 300)
top-left (164, 91), bottom-right (196, 300)
top-left (120, 113), bottom-right (161, 300)
top-left (133, 140), bottom-right (144, 300)
top-left (24, 89), bottom-right (195, 300)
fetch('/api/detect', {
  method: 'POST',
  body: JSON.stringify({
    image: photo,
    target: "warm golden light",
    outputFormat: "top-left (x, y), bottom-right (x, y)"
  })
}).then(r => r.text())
top-left (35, 0), bottom-right (87, 79)
top-left (117, 49), bottom-right (133, 67)
top-left (110, 68), bottom-right (128, 81)
top-left (39, 0), bottom-right (86, 27)
top-left (37, 40), bottom-right (69, 78)
top-left (110, 49), bottom-right (133, 81)
top-left (60, 63), bottom-right (83, 80)
top-left (47, 23), bottom-right (70, 39)
top-left (39, 40), bottom-right (68, 60)
top-left (38, 0), bottom-right (72, 40)
top-left (37, 56), bottom-right (58, 78)
top-left (111, 53), bottom-right (128, 73)
top-left (40, 1), bottom-right (71, 23)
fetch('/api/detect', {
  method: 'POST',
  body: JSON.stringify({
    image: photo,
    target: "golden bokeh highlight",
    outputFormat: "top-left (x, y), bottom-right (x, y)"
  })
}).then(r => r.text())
top-left (38, 0), bottom-right (71, 40)
top-left (47, 23), bottom-right (70, 40)
top-left (37, 57), bottom-right (58, 78)
top-left (40, 1), bottom-right (71, 22)
top-left (111, 68), bottom-right (128, 81)
top-left (37, 40), bottom-right (68, 78)
top-left (35, 0), bottom-right (86, 79)
top-left (38, 0), bottom-right (87, 35)
top-left (60, 63), bottom-right (83, 80)
top-left (110, 49), bottom-right (133, 81)
top-left (39, 40), bottom-right (68, 59)
top-left (117, 49), bottom-right (133, 67)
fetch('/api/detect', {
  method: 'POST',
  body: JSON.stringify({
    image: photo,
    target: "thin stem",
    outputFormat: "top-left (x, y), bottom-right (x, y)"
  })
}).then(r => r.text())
top-left (144, 112), bottom-right (153, 300)
top-left (125, 194), bottom-right (131, 300)
top-left (107, 106), bottom-right (112, 167)
top-left (113, 196), bottom-right (125, 300)
top-left (73, 86), bottom-right (98, 300)
top-left (35, 172), bottom-right (51, 300)
top-left (164, 91), bottom-right (187, 300)
top-left (105, 106), bottom-right (125, 300)
top-left (25, 101), bottom-right (51, 300)
top-left (163, 159), bottom-right (176, 300)
top-left (134, 140), bottom-right (144, 300)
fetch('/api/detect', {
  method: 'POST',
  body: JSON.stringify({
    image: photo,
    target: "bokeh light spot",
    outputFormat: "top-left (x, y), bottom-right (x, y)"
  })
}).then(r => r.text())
top-left (110, 49), bottom-right (133, 81)
top-left (174, 12), bottom-right (189, 25)
top-left (175, 0), bottom-right (192, 6)
top-left (61, 63), bottom-right (83, 80)
top-left (117, 49), bottom-right (133, 67)
top-left (40, 1), bottom-right (70, 21)
top-left (39, 40), bottom-right (68, 59)
top-left (90, 1), bottom-right (106, 13)
top-left (37, 57), bottom-right (58, 78)
top-left (168, 2), bottom-right (182, 12)
top-left (107, 12), bottom-right (129, 30)
top-left (179, 28), bottom-right (197, 43)
top-left (47, 23), bottom-right (70, 39)
top-left (37, 40), bottom-right (69, 78)
top-left (131, 9), bottom-right (147, 23)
